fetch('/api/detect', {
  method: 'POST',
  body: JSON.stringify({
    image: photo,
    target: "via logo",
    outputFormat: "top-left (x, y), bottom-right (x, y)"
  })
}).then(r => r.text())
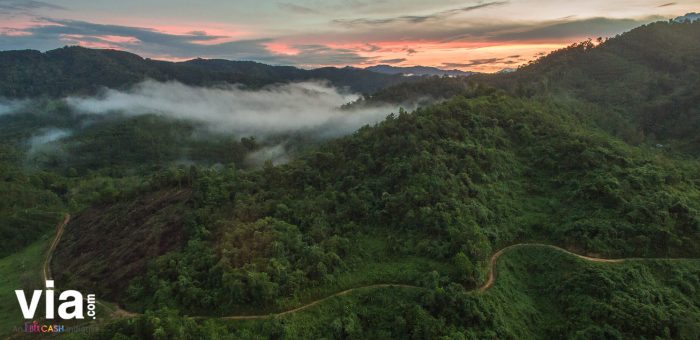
top-left (15, 280), bottom-right (96, 320)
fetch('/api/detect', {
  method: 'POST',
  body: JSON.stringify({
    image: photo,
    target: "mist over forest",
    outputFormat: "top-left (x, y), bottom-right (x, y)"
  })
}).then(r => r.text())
top-left (1, 80), bottom-right (401, 172)
top-left (66, 80), bottom-right (398, 137)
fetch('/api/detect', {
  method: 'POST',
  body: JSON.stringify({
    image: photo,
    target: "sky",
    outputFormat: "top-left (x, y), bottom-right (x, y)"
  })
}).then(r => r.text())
top-left (0, 0), bottom-right (696, 72)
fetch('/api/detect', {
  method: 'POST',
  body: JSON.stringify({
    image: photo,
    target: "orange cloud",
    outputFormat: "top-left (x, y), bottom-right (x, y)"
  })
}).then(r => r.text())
top-left (311, 40), bottom-right (567, 72)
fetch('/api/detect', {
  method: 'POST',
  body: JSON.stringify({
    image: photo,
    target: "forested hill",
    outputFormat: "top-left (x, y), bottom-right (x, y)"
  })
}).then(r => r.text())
top-left (0, 46), bottom-right (412, 98)
top-left (363, 20), bottom-right (700, 154)
top-left (55, 88), bottom-right (700, 337)
top-left (485, 19), bottom-right (700, 153)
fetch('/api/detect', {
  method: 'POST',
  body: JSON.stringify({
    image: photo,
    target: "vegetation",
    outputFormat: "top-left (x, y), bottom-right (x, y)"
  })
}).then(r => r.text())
top-left (89, 246), bottom-right (700, 339)
top-left (0, 142), bottom-right (65, 257)
top-left (1, 18), bottom-right (699, 339)
top-left (0, 237), bottom-right (49, 334)
top-left (87, 91), bottom-right (697, 318)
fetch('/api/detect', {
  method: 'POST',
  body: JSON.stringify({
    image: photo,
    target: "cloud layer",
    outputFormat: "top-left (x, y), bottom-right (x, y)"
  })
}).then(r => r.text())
top-left (66, 80), bottom-right (396, 138)
top-left (0, 0), bottom-right (693, 71)
top-left (333, 1), bottom-right (507, 26)
top-left (0, 17), bottom-right (377, 67)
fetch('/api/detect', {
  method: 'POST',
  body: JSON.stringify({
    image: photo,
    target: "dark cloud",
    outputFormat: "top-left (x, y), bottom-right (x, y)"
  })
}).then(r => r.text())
top-left (187, 30), bottom-right (208, 36)
top-left (278, 3), bottom-right (318, 14)
top-left (490, 16), bottom-right (664, 41)
top-left (34, 18), bottom-right (229, 45)
top-left (416, 16), bottom-right (662, 43)
top-left (658, 2), bottom-right (676, 7)
top-left (441, 63), bottom-right (471, 68)
top-left (333, 1), bottom-right (507, 26)
top-left (378, 58), bottom-right (406, 64)
top-left (442, 56), bottom-right (514, 68)
top-left (0, 0), bottom-right (64, 11)
top-left (274, 44), bottom-right (371, 65)
top-left (442, 55), bottom-right (530, 69)
top-left (362, 43), bottom-right (382, 52)
top-left (443, 59), bottom-right (496, 68)
top-left (0, 0), bottom-right (64, 19)
top-left (404, 48), bottom-right (418, 55)
top-left (0, 18), bottom-right (371, 67)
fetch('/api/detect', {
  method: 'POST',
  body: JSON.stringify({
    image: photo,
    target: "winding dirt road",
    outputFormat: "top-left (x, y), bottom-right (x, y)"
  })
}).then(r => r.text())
top-left (219, 284), bottom-right (418, 320)
top-left (478, 243), bottom-right (624, 292)
top-left (43, 213), bottom-right (70, 283)
top-left (43, 219), bottom-right (688, 321)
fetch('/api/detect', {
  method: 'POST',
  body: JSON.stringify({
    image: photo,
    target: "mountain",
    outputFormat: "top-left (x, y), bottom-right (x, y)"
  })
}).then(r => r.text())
top-left (370, 20), bottom-right (700, 155)
top-left (0, 46), bottom-right (414, 98)
top-left (366, 64), bottom-right (475, 76)
top-left (497, 67), bottom-right (517, 73)
top-left (482, 19), bottom-right (700, 154)
top-left (41, 19), bottom-right (700, 339)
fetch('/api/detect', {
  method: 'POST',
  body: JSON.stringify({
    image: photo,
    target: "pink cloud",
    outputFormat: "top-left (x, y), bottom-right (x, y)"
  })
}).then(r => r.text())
top-left (59, 34), bottom-right (121, 49)
top-left (264, 42), bottom-right (300, 55)
top-left (97, 35), bottom-right (141, 44)
top-left (95, 19), bottom-right (254, 40)
top-left (0, 28), bottom-right (32, 36)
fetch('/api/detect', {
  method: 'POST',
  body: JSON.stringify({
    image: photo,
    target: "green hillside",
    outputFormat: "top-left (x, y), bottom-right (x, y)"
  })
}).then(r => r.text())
top-left (85, 246), bottom-right (700, 339)
top-left (366, 20), bottom-right (700, 155)
top-left (485, 20), bottom-right (700, 154)
top-left (55, 93), bottom-right (700, 335)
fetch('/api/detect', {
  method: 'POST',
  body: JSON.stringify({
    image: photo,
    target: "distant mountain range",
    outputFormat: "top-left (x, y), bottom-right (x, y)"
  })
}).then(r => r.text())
top-left (0, 47), bottom-right (417, 98)
top-left (365, 64), bottom-right (475, 77)
top-left (674, 12), bottom-right (699, 23)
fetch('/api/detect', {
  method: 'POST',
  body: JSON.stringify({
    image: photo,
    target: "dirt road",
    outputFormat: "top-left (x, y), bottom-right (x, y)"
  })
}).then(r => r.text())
top-left (478, 243), bottom-right (624, 292)
top-left (43, 213), bottom-right (70, 283)
top-left (42, 221), bottom-right (685, 320)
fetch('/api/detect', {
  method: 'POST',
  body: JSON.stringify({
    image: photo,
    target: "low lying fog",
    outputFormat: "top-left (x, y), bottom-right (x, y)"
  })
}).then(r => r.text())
top-left (66, 80), bottom-right (397, 138)
top-left (27, 128), bottom-right (71, 156)
top-left (0, 100), bottom-right (23, 116)
top-left (2, 81), bottom-right (399, 166)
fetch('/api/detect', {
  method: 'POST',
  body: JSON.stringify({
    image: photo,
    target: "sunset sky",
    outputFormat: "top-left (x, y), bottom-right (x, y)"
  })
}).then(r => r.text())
top-left (0, 0), bottom-right (697, 72)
